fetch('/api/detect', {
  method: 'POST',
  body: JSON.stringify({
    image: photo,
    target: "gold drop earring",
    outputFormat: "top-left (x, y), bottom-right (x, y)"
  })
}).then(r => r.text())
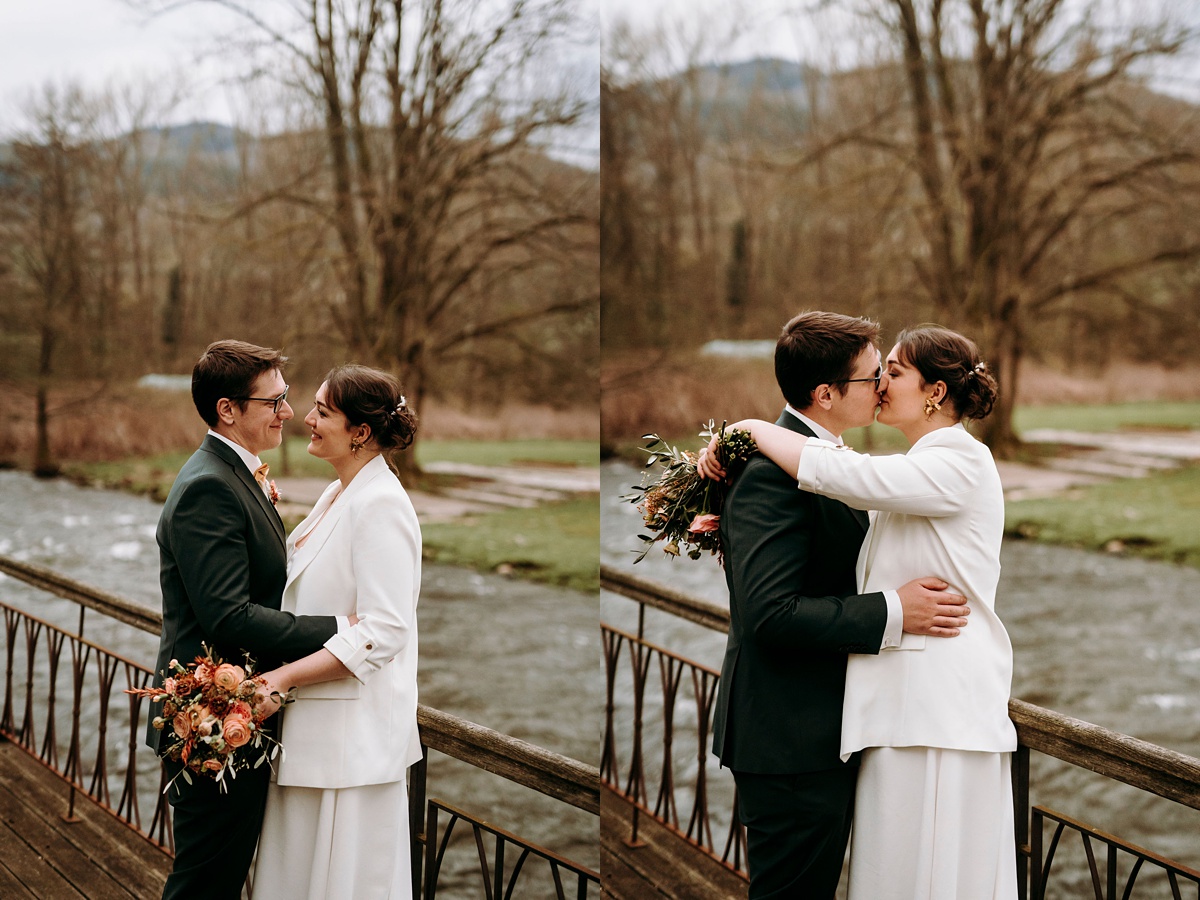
top-left (923, 396), bottom-right (941, 418)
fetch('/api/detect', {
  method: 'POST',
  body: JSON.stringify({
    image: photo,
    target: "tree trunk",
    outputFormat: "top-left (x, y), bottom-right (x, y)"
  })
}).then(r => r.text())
top-left (34, 324), bottom-right (57, 478)
top-left (980, 296), bottom-right (1022, 457)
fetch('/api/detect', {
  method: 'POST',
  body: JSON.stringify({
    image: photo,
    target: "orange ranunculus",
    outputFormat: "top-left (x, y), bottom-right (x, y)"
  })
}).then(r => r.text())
top-left (213, 664), bottom-right (246, 693)
top-left (203, 759), bottom-right (224, 772)
top-left (173, 712), bottom-right (193, 739)
top-left (688, 513), bottom-right (720, 534)
top-left (228, 700), bottom-right (253, 720)
top-left (223, 715), bottom-right (253, 749)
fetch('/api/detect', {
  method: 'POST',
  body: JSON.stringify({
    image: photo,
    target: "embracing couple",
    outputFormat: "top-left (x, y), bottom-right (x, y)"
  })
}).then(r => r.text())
top-left (146, 340), bottom-right (423, 900)
top-left (698, 312), bottom-right (1017, 899)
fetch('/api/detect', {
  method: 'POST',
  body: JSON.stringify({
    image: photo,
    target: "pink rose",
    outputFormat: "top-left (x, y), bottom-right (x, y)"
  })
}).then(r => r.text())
top-left (173, 712), bottom-right (192, 739)
top-left (213, 664), bottom-right (246, 693)
top-left (194, 663), bottom-right (214, 685)
top-left (203, 759), bottom-right (224, 772)
top-left (688, 513), bottom-right (721, 534)
top-left (223, 714), bottom-right (253, 749)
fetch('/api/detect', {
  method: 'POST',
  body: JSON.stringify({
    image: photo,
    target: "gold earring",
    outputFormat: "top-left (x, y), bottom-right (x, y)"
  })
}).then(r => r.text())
top-left (350, 438), bottom-right (363, 454)
top-left (923, 396), bottom-right (941, 418)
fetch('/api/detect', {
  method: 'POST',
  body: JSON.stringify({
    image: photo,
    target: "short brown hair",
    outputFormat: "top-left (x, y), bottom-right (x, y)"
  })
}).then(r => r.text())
top-left (775, 312), bottom-right (880, 410)
top-left (323, 365), bottom-right (418, 453)
top-left (192, 340), bottom-right (286, 427)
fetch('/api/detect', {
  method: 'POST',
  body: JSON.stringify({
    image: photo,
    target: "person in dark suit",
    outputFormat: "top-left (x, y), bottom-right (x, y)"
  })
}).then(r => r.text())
top-left (147, 340), bottom-right (348, 900)
top-left (710, 312), bottom-right (969, 899)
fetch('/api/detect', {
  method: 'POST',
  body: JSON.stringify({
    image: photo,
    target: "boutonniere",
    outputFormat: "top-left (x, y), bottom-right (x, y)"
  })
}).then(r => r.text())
top-left (267, 480), bottom-right (280, 506)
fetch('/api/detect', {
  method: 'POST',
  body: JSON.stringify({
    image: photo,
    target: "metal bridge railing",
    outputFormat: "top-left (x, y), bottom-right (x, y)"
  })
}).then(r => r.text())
top-left (602, 563), bottom-right (1200, 899)
top-left (0, 554), bottom-right (599, 899)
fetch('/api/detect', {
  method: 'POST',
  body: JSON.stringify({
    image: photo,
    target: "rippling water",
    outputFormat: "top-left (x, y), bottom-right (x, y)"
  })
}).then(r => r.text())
top-left (0, 470), bottom-right (598, 895)
top-left (603, 460), bottom-right (1200, 892)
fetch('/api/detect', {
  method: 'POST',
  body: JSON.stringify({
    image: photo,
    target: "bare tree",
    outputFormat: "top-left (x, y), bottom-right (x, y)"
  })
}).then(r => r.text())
top-left (857, 0), bottom-right (1200, 452)
top-left (0, 87), bottom-right (101, 475)
top-left (139, 0), bottom-right (597, 471)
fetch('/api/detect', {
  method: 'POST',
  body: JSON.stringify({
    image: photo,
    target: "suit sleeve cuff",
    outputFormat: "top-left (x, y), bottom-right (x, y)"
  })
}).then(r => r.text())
top-left (880, 590), bottom-right (903, 649)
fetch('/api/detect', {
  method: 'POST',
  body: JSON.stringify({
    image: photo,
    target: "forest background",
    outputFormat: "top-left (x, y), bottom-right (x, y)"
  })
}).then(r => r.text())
top-left (601, 0), bottom-right (1200, 454)
top-left (0, 0), bottom-right (600, 479)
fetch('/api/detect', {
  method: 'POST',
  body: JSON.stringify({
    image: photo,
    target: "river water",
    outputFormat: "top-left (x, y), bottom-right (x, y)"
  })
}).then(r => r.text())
top-left (603, 460), bottom-right (1200, 894)
top-left (0, 470), bottom-right (599, 895)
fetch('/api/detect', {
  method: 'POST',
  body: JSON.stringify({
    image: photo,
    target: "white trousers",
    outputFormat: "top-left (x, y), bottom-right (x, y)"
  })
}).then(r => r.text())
top-left (252, 780), bottom-right (412, 900)
top-left (848, 746), bottom-right (1018, 900)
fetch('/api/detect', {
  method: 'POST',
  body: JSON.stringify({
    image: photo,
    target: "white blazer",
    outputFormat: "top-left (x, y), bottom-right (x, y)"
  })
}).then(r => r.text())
top-left (797, 423), bottom-right (1017, 759)
top-left (273, 454), bottom-right (424, 788)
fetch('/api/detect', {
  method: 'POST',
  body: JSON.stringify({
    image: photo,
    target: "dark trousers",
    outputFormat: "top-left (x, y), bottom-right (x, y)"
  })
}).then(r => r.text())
top-left (732, 765), bottom-right (858, 899)
top-left (161, 758), bottom-right (271, 900)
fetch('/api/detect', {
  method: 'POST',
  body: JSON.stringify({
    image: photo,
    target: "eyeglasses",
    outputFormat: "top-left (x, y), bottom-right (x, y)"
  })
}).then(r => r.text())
top-left (235, 386), bottom-right (290, 415)
top-left (831, 366), bottom-right (883, 390)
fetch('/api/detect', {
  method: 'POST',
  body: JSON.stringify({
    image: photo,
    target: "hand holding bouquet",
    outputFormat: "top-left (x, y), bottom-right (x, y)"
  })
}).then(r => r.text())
top-left (128, 645), bottom-right (288, 792)
top-left (625, 420), bottom-right (757, 563)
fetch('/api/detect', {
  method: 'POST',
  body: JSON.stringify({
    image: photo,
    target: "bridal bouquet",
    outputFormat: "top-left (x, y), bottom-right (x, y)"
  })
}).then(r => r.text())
top-left (128, 646), bottom-right (286, 793)
top-left (625, 421), bottom-right (757, 563)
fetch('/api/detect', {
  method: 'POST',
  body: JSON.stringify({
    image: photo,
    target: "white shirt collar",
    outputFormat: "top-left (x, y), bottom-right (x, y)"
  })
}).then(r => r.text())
top-left (783, 405), bottom-right (842, 445)
top-left (207, 429), bottom-right (263, 474)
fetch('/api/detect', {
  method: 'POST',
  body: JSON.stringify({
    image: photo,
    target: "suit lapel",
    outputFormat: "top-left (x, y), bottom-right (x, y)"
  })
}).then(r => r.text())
top-left (283, 455), bottom-right (391, 593)
top-left (200, 435), bottom-right (286, 543)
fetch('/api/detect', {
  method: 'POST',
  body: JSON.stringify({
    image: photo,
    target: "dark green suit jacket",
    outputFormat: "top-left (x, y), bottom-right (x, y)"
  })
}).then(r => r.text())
top-left (146, 435), bottom-right (338, 751)
top-left (712, 411), bottom-right (888, 773)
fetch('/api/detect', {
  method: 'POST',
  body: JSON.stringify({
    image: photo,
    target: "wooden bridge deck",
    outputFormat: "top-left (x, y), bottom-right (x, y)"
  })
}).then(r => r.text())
top-left (0, 738), bottom-right (170, 899)
top-left (601, 786), bottom-right (747, 899)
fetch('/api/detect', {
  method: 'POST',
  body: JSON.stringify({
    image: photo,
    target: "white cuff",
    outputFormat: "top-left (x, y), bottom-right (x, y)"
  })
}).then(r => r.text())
top-left (880, 590), bottom-right (903, 649)
top-left (323, 629), bottom-right (381, 684)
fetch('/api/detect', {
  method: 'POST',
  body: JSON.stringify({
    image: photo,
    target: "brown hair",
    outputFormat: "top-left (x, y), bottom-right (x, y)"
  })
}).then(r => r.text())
top-left (775, 311), bottom-right (880, 410)
top-left (894, 324), bottom-right (998, 420)
top-left (322, 365), bottom-right (418, 453)
top-left (192, 340), bottom-right (286, 427)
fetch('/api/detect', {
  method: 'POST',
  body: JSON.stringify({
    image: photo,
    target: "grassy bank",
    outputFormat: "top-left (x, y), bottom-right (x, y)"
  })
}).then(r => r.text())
top-left (62, 437), bottom-right (598, 498)
top-left (58, 438), bottom-right (600, 594)
top-left (1006, 465), bottom-right (1200, 569)
top-left (422, 496), bottom-right (598, 593)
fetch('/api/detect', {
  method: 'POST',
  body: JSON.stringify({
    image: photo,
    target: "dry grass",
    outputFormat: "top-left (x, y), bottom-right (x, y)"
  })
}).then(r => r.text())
top-left (0, 382), bottom-right (598, 467)
top-left (1013, 361), bottom-right (1200, 405)
top-left (601, 350), bottom-right (1200, 450)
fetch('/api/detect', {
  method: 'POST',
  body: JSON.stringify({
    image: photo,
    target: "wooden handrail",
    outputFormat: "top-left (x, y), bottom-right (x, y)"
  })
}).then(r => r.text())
top-left (417, 706), bottom-right (599, 815)
top-left (0, 553), bottom-right (599, 816)
top-left (0, 555), bottom-right (161, 634)
top-left (603, 564), bottom-right (1200, 813)
top-left (601, 564), bottom-right (729, 632)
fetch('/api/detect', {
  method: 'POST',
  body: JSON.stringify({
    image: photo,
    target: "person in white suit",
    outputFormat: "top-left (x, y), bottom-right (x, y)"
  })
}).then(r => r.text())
top-left (700, 324), bottom-right (1017, 900)
top-left (252, 364), bottom-right (423, 900)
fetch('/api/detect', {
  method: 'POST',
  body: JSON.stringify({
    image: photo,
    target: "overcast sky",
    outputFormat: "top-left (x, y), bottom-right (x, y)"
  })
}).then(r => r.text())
top-left (2, 1), bottom-right (246, 127)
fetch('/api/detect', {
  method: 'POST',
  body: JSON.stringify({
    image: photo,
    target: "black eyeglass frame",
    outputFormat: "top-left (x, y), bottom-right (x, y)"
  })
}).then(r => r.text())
top-left (830, 366), bottom-right (883, 390)
top-left (233, 385), bottom-right (290, 415)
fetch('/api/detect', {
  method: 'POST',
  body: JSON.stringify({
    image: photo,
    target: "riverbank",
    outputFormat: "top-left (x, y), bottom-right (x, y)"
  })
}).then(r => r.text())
top-left (27, 437), bottom-right (600, 594)
top-left (615, 401), bottom-right (1200, 572)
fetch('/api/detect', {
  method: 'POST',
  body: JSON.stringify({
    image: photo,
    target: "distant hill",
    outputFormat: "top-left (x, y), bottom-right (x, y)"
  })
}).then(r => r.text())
top-left (629, 56), bottom-right (821, 141)
top-left (152, 121), bottom-right (241, 157)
